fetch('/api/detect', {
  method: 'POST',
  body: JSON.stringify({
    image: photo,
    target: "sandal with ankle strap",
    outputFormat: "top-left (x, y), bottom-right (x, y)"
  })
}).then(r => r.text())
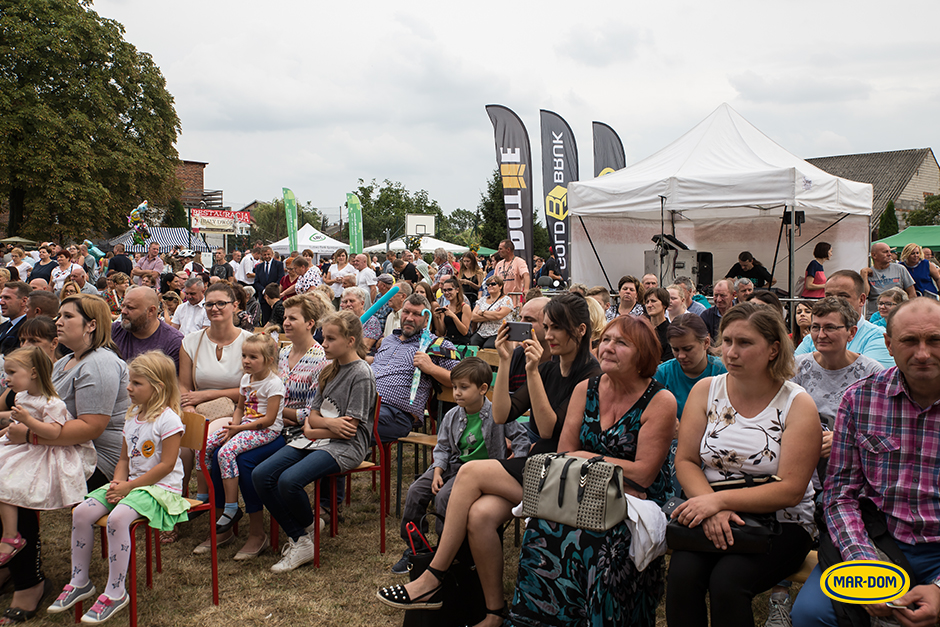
top-left (485, 606), bottom-right (507, 618)
top-left (0, 535), bottom-right (27, 567)
top-left (376, 565), bottom-right (446, 610)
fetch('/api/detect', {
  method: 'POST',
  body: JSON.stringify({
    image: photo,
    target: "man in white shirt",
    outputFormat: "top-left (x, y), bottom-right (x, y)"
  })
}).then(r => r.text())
top-left (352, 253), bottom-right (377, 308)
top-left (239, 247), bottom-right (257, 286)
top-left (171, 277), bottom-right (210, 335)
top-left (229, 250), bottom-right (242, 280)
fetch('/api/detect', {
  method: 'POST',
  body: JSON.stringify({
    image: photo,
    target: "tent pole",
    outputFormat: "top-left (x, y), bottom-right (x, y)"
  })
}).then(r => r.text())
top-left (770, 208), bottom-right (786, 285)
top-left (788, 205), bottom-right (795, 321)
top-left (659, 196), bottom-right (667, 284)
top-left (577, 216), bottom-right (613, 293)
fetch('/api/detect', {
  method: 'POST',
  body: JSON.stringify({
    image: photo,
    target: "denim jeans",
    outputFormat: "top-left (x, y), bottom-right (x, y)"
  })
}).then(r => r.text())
top-left (252, 446), bottom-right (340, 541)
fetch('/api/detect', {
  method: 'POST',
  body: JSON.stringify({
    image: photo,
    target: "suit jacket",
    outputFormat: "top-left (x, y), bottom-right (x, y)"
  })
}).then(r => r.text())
top-left (253, 259), bottom-right (284, 291)
top-left (0, 316), bottom-right (25, 356)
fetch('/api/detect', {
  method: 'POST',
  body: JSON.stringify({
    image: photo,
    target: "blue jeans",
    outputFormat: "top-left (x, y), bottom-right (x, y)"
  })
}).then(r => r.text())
top-left (252, 446), bottom-right (340, 541)
top-left (209, 435), bottom-right (285, 513)
top-left (791, 541), bottom-right (940, 627)
top-left (377, 403), bottom-right (417, 442)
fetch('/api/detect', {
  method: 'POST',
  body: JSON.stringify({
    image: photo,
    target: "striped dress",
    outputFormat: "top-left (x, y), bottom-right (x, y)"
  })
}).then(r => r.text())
top-left (278, 342), bottom-right (328, 442)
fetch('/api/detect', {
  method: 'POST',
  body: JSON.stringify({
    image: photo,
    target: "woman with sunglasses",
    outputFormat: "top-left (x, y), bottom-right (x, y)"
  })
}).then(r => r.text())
top-left (457, 253), bottom-right (483, 308)
top-left (469, 276), bottom-right (512, 348)
top-left (160, 292), bottom-right (182, 326)
top-left (432, 277), bottom-right (472, 345)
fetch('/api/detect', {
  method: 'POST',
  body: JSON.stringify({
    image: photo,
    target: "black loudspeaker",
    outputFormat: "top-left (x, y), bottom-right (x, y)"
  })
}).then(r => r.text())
top-left (697, 252), bottom-right (713, 289)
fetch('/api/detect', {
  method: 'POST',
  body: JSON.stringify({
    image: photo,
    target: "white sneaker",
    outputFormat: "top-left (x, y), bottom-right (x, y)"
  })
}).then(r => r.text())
top-left (270, 536), bottom-right (316, 573)
top-left (303, 518), bottom-right (325, 537)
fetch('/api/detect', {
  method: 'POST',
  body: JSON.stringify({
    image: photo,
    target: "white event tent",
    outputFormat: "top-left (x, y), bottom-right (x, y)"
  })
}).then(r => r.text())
top-left (567, 104), bottom-right (873, 294)
top-left (270, 223), bottom-right (348, 257)
top-left (363, 236), bottom-right (469, 255)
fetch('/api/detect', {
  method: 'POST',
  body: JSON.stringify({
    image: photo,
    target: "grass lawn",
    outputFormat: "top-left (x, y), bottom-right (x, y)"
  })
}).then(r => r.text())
top-left (21, 448), bottom-right (787, 627)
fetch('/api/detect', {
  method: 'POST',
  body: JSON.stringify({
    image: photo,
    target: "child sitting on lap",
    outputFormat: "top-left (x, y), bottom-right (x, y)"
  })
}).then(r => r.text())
top-left (392, 357), bottom-right (528, 574)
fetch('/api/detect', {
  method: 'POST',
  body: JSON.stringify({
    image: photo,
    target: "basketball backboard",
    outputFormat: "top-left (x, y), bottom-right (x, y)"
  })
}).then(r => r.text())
top-left (405, 214), bottom-right (435, 237)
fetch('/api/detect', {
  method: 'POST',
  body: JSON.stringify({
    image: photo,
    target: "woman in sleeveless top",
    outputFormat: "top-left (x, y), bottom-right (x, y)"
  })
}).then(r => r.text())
top-left (508, 315), bottom-right (677, 627)
top-left (900, 243), bottom-right (940, 297)
top-left (666, 302), bottom-right (821, 627)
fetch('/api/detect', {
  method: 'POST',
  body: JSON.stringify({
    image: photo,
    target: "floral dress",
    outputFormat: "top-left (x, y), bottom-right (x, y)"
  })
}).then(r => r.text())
top-left (508, 377), bottom-right (675, 627)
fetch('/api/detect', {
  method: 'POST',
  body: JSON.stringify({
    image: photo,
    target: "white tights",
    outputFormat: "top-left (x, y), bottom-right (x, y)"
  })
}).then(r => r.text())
top-left (70, 499), bottom-right (142, 600)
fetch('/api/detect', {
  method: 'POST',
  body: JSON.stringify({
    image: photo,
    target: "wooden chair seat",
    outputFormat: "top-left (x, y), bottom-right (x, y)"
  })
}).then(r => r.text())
top-left (788, 550), bottom-right (818, 584)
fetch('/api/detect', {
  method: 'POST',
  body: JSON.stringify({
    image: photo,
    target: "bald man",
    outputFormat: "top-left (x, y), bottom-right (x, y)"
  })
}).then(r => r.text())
top-left (112, 286), bottom-right (184, 370)
top-left (28, 278), bottom-right (51, 292)
top-left (861, 242), bottom-right (915, 316)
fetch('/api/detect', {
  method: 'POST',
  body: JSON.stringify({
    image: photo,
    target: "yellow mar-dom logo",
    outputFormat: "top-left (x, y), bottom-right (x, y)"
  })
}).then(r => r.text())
top-left (500, 164), bottom-right (527, 189)
top-left (821, 561), bottom-right (910, 604)
top-left (545, 185), bottom-right (568, 221)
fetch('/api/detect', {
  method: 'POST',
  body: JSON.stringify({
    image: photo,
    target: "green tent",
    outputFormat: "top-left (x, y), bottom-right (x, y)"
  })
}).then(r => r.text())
top-left (875, 226), bottom-right (940, 251)
top-left (476, 246), bottom-right (497, 257)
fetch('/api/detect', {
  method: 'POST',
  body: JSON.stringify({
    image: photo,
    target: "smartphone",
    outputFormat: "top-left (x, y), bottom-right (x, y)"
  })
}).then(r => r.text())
top-left (885, 601), bottom-right (917, 610)
top-left (506, 321), bottom-right (533, 342)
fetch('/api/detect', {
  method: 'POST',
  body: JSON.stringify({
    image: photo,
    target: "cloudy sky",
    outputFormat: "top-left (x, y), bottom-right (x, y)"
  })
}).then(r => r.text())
top-left (96, 0), bottom-right (940, 225)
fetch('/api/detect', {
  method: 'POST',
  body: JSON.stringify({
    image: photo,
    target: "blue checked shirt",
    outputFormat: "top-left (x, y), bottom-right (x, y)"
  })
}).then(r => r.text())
top-left (371, 330), bottom-right (460, 419)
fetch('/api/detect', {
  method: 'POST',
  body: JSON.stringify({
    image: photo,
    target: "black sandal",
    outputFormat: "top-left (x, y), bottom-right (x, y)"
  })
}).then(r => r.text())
top-left (0, 580), bottom-right (52, 625)
top-left (376, 566), bottom-right (446, 610)
top-left (485, 606), bottom-right (507, 618)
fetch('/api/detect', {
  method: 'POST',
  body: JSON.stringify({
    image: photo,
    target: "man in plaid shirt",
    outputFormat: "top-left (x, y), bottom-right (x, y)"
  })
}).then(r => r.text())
top-left (793, 297), bottom-right (940, 627)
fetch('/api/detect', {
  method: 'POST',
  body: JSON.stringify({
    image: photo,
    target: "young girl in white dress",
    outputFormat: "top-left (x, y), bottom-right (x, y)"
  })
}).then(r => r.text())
top-left (0, 347), bottom-right (96, 565)
top-left (48, 351), bottom-right (191, 624)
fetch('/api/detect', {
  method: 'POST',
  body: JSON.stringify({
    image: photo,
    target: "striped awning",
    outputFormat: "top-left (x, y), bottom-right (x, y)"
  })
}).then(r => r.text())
top-left (108, 228), bottom-right (212, 253)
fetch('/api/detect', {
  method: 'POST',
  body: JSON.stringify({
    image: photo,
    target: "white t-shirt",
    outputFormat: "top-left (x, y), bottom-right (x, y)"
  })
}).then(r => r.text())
top-left (182, 328), bottom-right (252, 390)
top-left (172, 300), bottom-right (210, 336)
top-left (239, 253), bottom-right (255, 283)
top-left (328, 263), bottom-right (358, 298)
top-left (51, 263), bottom-right (82, 291)
top-left (356, 267), bottom-right (377, 308)
top-left (6, 261), bottom-right (30, 280)
top-left (125, 407), bottom-right (186, 494)
top-left (240, 371), bottom-right (286, 433)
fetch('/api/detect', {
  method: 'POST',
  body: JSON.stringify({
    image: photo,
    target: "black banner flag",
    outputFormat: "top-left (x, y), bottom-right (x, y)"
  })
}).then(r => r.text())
top-left (540, 110), bottom-right (579, 282)
top-left (486, 105), bottom-right (534, 274)
top-left (592, 121), bottom-right (626, 177)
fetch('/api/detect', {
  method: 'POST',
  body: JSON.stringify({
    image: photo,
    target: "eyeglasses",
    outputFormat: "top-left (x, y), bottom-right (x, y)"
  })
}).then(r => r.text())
top-left (442, 288), bottom-right (454, 293)
top-left (486, 283), bottom-right (498, 287)
top-left (810, 324), bottom-right (846, 334)
top-left (877, 301), bottom-right (897, 309)
top-left (204, 300), bottom-right (233, 310)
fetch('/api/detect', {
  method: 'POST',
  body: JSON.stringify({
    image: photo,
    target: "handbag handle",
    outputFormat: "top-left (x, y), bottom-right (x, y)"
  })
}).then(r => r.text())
top-left (576, 456), bottom-right (606, 504)
top-left (557, 457), bottom-right (577, 508)
top-left (405, 521), bottom-right (433, 556)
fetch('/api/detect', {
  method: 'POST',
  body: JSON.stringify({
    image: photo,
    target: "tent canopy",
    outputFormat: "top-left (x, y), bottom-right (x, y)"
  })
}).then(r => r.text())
top-left (876, 226), bottom-right (940, 251)
top-left (567, 104), bottom-right (873, 290)
top-left (108, 228), bottom-right (211, 253)
top-left (363, 236), bottom-right (469, 255)
top-left (270, 224), bottom-right (348, 256)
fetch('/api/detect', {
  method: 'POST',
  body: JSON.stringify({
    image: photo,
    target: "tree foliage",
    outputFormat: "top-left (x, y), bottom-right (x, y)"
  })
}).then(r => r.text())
top-left (905, 195), bottom-right (940, 227)
top-left (161, 198), bottom-right (188, 228)
top-left (878, 200), bottom-right (900, 238)
top-left (353, 179), bottom-right (445, 243)
top-left (0, 0), bottom-right (182, 241)
top-left (250, 198), bottom-right (323, 245)
top-left (477, 169), bottom-right (508, 250)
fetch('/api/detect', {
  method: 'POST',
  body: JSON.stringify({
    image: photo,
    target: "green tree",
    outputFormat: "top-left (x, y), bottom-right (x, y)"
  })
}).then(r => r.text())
top-left (477, 169), bottom-right (507, 250)
top-left (0, 0), bottom-right (182, 241)
top-left (353, 179), bottom-right (444, 242)
top-left (161, 198), bottom-right (188, 228)
top-left (905, 195), bottom-right (940, 226)
top-left (249, 197), bottom-right (323, 245)
top-left (878, 200), bottom-right (900, 238)
top-left (532, 208), bottom-right (550, 260)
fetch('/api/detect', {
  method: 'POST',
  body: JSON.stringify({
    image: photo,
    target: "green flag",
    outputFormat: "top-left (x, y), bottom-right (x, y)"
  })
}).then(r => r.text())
top-left (283, 188), bottom-right (298, 253)
top-left (347, 192), bottom-right (363, 254)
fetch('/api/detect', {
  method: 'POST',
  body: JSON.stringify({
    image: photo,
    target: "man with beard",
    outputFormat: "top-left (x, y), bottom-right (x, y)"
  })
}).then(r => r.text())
top-left (111, 285), bottom-right (184, 370)
top-left (371, 293), bottom-right (460, 442)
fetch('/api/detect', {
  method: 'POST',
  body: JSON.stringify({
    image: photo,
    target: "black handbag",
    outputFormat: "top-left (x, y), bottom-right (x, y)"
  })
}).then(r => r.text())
top-left (664, 475), bottom-right (782, 554)
top-left (402, 514), bottom-right (486, 627)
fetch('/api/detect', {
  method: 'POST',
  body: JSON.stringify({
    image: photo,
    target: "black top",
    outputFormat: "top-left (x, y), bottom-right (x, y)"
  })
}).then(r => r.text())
top-left (460, 272), bottom-right (480, 307)
top-left (542, 256), bottom-right (558, 278)
top-left (655, 319), bottom-right (673, 363)
top-left (28, 260), bottom-right (56, 283)
top-left (725, 262), bottom-right (774, 288)
top-left (507, 355), bottom-right (601, 455)
top-left (210, 263), bottom-right (234, 281)
top-left (401, 263), bottom-right (421, 284)
top-left (441, 309), bottom-right (469, 346)
top-left (700, 307), bottom-right (722, 342)
top-left (107, 254), bottom-right (134, 277)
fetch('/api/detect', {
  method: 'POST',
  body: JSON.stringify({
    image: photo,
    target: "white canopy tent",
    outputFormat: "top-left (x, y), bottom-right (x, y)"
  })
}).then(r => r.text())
top-left (270, 223), bottom-right (348, 256)
top-left (567, 104), bottom-right (873, 294)
top-left (363, 236), bottom-right (469, 255)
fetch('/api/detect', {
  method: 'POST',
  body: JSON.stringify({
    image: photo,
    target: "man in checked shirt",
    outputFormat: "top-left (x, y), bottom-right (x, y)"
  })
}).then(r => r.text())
top-left (793, 297), bottom-right (940, 627)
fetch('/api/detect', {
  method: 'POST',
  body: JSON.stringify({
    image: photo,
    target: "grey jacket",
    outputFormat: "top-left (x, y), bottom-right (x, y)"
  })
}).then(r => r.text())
top-left (432, 397), bottom-right (529, 472)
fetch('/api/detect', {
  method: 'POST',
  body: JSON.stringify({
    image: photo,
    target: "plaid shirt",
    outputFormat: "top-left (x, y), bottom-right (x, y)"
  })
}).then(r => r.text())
top-left (371, 330), bottom-right (459, 419)
top-left (825, 366), bottom-right (940, 561)
top-left (434, 263), bottom-right (454, 285)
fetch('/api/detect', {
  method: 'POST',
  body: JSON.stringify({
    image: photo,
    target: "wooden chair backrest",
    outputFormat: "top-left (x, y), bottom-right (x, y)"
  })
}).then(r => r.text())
top-left (180, 411), bottom-right (208, 451)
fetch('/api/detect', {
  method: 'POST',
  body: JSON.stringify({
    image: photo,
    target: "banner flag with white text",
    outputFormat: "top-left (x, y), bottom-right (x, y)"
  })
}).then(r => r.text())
top-left (346, 193), bottom-right (363, 255)
top-left (592, 121), bottom-right (626, 178)
top-left (486, 104), bottom-right (534, 274)
top-left (540, 110), bottom-right (578, 282)
top-left (283, 187), bottom-right (299, 253)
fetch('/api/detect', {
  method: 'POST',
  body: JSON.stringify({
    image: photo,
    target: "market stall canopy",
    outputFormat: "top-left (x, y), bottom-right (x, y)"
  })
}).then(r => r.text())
top-left (875, 226), bottom-right (940, 251)
top-left (269, 224), bottom-right (348, 256)
top-left (0, 237), bottom-right (37, 245)
top-left (363, 236), bottom-right (469, 254)
top-left (108, 228), bottom-right (211, 253)
top-left (567, 103), bottom-right (873, 290)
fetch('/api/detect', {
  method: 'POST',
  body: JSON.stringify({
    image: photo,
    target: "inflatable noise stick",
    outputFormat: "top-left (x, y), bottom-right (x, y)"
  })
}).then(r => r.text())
top-left (360, 284), bottom-right (399, 323)
top-left (409, 307), bottom-right (434, 403)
